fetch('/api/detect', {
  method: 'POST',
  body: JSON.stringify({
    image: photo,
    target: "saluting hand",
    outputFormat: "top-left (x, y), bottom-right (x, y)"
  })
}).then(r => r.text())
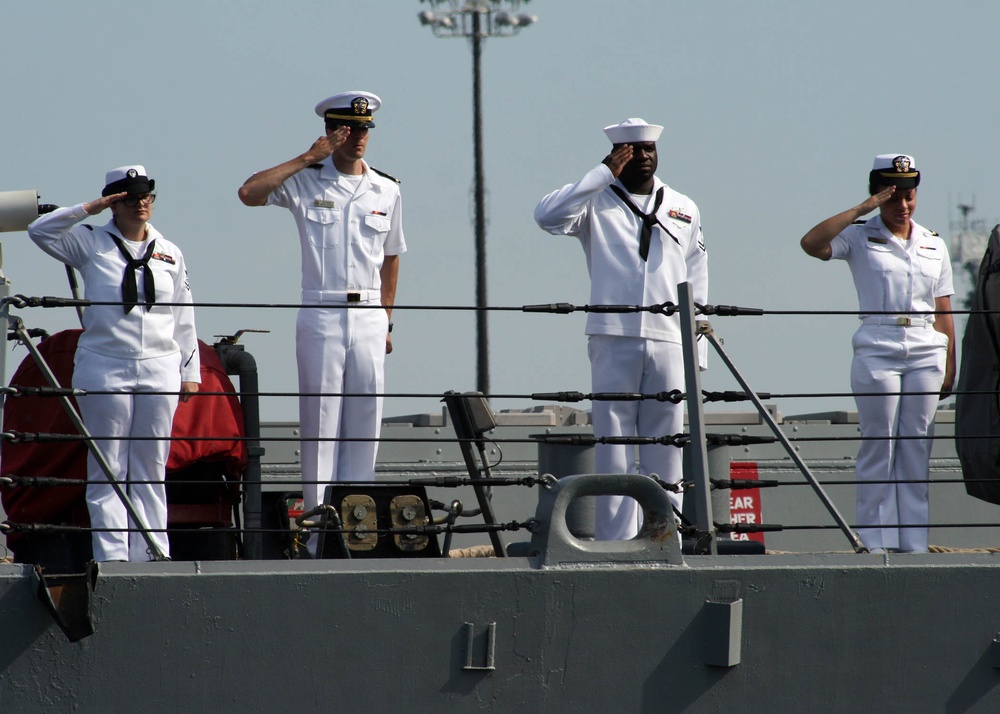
top-left (602, 144), bottom-right (634, 178)
top-left (858, 185), bottom-right (896, 215)
top-left (304, 126), bottom-right (352, 163)
top-left (83, 192), bottom-right (127, 215)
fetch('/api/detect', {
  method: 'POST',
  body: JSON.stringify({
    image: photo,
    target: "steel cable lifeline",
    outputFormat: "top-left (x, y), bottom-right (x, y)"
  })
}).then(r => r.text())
top-left (7, 291), bottom-right (1000, 317)
top-left (3, 285), bottom-right (992, 558)
top-left (0, 520), bottom-right (541, 540)
top-left (2, 428), bottom-right (992, 449)
top-left (6, 383), bottom-right (997, 401)
top-left (9, 471), bottom-right (994, 493)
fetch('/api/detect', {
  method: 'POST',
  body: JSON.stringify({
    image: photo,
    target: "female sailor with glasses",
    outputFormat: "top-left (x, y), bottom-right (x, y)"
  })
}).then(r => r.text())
top-left (27, 165), bottom-right (200, 562)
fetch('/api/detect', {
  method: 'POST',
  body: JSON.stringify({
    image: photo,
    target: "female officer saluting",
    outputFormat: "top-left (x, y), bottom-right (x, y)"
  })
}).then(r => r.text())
top-left (28, 165), bottom-right (200, 562)
top-left (800, 154), bottom-right (955, 553)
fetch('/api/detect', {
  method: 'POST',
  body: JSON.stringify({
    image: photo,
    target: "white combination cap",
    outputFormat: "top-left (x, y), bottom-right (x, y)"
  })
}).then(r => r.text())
top-left (315, 91), bottom-right (382, 127)
top-left (870, 154), bottom-right (920, 188)
top-left (603, 118), bottom-right (663, 145)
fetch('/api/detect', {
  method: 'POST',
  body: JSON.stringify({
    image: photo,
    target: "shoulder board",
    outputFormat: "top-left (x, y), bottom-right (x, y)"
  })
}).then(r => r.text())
top-left (83, 224), bottom-right (94, 231)
top-left (852, 219), bottom-right (866, 224)
top-left (307, 163), bottom-right (324, 170)
top-left (371, 167), bottom-right (400, 183)
top-left (927, 230), bottom-right (939, 236)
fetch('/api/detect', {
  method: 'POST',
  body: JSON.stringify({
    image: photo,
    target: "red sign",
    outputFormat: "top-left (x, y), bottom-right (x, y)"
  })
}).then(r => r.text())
top-left (728, 462), bottom-right (764, 543)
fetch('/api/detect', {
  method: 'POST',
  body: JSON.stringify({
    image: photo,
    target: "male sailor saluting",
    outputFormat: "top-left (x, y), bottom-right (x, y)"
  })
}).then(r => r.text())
top-left (534, 118), bottom-right (709, 540)
top-left (238, 92), bottom-right (405, 554)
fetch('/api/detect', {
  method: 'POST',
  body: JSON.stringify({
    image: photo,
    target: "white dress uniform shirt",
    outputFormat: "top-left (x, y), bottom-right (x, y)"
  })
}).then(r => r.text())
top-left (830, 214), bottom-right (953, 552)
top-left (27, 204), bottom-right (200, 379)
top-left (267, 158), bottom-right (405, 552)
top-left (266, 157), bottom-right (406, 295)
top-left (28, 202), bottom-right (200, 561)
top-left (535, 163), bottom-right (708, 540)
top-left (534, 163), bottom-right (707, 347)
top-left (830, 214), bottom-right (954, 317)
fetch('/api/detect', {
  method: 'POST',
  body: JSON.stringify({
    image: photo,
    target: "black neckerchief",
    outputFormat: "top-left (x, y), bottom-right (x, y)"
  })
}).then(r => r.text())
top-left (609, 184), bottom-right (680, 260)
top-left (110, 234), bottom-right (157, 314)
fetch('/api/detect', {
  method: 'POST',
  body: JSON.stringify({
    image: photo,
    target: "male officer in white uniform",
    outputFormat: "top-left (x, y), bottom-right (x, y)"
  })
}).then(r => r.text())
top-left (534, 118), bottom-right (708, 540)
top-left (238, 92), bottom-right (405, 548)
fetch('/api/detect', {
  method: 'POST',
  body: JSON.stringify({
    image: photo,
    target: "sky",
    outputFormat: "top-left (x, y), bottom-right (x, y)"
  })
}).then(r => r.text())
top-left (2, 0), bottom-right (999, 423)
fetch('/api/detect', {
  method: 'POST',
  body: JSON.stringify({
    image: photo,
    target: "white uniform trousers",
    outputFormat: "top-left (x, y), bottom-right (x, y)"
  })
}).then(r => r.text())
top-left (851, 325), bottom-right (948, 552)
top-left (296, 301), bottom-right (387, 519)
top-left (73, 348), bottom-right (181, 562)
top-left (588, 335), bottom-right (684, 540)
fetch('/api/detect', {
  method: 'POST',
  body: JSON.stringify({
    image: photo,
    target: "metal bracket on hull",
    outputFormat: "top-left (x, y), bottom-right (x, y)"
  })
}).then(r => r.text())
top-left (462, 622), bottom-right (497, 671)
top-left (33, 560), bottom-right (98, 642)
top-left (703, 599), bottom-right (743, 667)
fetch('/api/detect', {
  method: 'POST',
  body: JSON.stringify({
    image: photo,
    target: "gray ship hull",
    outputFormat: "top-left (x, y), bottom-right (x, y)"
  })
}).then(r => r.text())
top-left (3, 552), bottom-right (1000, 713)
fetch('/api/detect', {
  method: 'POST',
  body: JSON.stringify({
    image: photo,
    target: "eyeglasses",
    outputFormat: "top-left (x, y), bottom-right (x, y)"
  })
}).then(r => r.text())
top-left (121, 193), bottom-right (156, 207)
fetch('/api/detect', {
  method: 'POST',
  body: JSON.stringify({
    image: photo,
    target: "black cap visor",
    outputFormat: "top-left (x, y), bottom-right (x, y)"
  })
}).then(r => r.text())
top-left (869, 170), bottom-right (920, 190)
top-left (102, 176), bottom-right (155, 197)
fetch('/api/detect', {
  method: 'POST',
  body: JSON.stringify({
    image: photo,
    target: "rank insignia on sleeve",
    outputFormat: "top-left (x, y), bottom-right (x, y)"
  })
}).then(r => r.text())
top-left (151, 252), bottom-right (175, 264)
top-left (866, 236), bottom-right (888, 245)
top-left (314, 199), bottom-right (336, 208)
top-left (668, 208), bottom-right (692, 223)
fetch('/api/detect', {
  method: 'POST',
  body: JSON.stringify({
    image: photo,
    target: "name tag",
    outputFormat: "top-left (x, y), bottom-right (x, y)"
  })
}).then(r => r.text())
top-left (867, 236), bottom-right (888, 245)
top-left (313, 199), bottom-right (336, 209)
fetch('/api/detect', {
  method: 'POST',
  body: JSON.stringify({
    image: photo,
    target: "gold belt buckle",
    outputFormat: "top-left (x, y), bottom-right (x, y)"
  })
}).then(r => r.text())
top-left (895, 317), bottom-right (911, 326)
top-left (347, 292), bottom-right (362, 303)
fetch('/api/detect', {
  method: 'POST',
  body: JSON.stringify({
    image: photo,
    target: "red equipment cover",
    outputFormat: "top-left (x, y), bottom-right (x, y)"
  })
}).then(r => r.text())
top-left (1, 330), bottom-right (247, 547)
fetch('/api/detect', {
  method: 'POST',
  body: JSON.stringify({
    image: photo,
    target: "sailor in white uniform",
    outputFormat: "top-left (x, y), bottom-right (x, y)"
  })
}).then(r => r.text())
top-left (27, 165), bottom-right (201, 562)
top-left (534, 118), bottom-right (708, 540)
top-left (800, 154), bottom-right (956, 553)
top-left (238, 92), bottom-right (405, 548)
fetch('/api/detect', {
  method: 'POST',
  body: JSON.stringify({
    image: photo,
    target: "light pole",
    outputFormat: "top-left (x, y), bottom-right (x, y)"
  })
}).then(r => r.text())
top-left (417, 1), bottom-right (537, 397)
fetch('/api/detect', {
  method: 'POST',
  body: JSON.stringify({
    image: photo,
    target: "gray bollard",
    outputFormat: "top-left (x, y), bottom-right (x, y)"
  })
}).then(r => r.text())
top-left (537, 440), bottom-right (597, 539)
